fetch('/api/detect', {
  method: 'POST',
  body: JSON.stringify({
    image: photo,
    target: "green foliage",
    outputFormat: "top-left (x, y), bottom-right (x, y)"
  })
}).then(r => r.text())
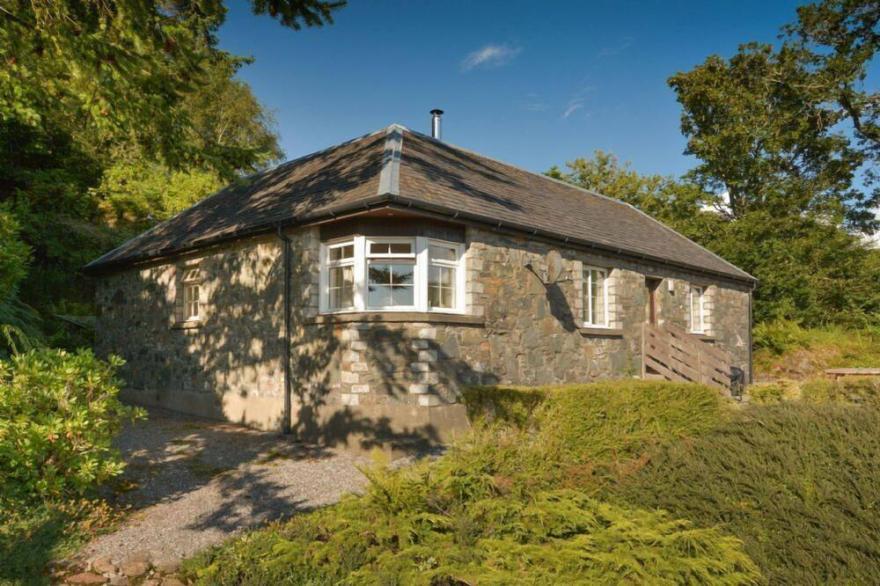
top-left (0, 0), bottom-right (339, 168)
top-left (187, 485), bottom-right (757, 586)
top-left (0, 206), bottom-right (29, 303)
top-left (0, 499), bottom-right (118, 585)
top-left (706, 212), bottom-right (880, 326)
top-left (185, 382), bottom-right (759, 585)
top-left (0, 349), bottom-right (144, 504)
top-left (0, 1), bottom-right (340, 344)
top-left (609, 402), bottom-right (880, 584)
top-left (753, 321), bottom-right (880, 379)
top-left (462, 382), bottom-right (728, 493)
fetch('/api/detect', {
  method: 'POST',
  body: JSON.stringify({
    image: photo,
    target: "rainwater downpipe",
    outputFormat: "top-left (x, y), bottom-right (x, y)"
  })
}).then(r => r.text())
top-left (277, 226), bottom-right (292, 434)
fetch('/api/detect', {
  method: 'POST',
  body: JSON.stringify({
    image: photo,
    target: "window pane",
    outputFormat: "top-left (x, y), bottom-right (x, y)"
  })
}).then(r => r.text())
top-left (369, 242), bottom-right (389, 255)
top-left (691, 287), bottom-right (703, 331)
top-left (391, 285), bottom-right (414, 306)
top-left (369, 241), bottom-right (412, 256)
top-left (329, 244), bottom-right (353, 262)
top-left (592, 270), bottom-right (606, 325)
top-left (429, 265), bottom-right (455, 309)
top-left (429, 244), bottom-right (457, 262)
top-left (368, 263), bottom-right (414, 307)
top-left (183, 268), bottom-right (200, 282)
top-left (329, 265), bottom-right (353, 309)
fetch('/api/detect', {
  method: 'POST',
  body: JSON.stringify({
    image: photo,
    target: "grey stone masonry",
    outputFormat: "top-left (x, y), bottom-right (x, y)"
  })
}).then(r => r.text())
top-left (94, 218), bottom-right (752, 439)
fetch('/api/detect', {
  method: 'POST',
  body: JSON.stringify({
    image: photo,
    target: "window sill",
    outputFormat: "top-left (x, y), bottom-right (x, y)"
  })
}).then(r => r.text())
top-left (579, 326), bottom-right (624, 338)
top-left (691, 332), bottom-right (716, 341)
top-left (307, 311), bottom-right (485, 326)
top-left (172, 319), bottom-right (202, 330)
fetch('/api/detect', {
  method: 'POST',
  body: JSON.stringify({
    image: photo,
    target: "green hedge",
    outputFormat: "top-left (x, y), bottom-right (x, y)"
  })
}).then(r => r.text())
top-left (609, 402), bottom-right (880, 584)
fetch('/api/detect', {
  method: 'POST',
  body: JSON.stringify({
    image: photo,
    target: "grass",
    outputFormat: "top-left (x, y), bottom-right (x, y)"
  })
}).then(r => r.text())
top-left (753, 321), bottom-right (880, 379)
top-left (0, 499), bottom-right (119, 585)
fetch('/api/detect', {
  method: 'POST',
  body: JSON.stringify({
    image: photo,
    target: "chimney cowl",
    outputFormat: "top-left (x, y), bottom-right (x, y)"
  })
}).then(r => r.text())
top-left (430, 109), bottom-right (444, 140)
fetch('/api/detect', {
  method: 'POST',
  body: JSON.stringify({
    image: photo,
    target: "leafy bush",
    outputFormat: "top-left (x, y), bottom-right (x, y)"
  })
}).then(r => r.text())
top-left (0, 348), bottom-right (143, 503)
top-left (609, 403), bottom-right (880, 584)
top-left (752, 320), bottom-right (811, 355)
top-left (0, 498), bottom-right (119, 584)
top-left (186, 382), bottom-right (758, 584)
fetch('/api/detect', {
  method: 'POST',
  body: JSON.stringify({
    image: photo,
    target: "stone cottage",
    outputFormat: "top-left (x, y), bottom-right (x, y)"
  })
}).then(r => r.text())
top-left (85, 117), bottom-right (755, 450)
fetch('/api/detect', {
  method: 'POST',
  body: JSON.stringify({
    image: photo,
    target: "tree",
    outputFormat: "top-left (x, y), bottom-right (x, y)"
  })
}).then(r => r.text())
top-left (669, 0), bottom-right (878, 232)
top-left (0, 0), bottom-right (345, 345)
top-left (0, 0), bottom-right (341, 170)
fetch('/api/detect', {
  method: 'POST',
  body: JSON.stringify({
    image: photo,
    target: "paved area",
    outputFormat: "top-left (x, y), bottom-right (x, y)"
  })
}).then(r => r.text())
top-left (77, 408), bottom-right (367, 566)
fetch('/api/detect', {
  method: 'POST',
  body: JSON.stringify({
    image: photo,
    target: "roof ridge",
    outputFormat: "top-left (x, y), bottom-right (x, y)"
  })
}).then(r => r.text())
top-left (400, 127), bottom-right (754, 281)
top-left (378, 125), bottom-right (403, 196)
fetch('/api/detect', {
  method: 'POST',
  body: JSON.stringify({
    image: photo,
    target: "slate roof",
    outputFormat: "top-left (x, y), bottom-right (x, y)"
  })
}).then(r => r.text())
top-left (85, 125), bottom-right (754, 282)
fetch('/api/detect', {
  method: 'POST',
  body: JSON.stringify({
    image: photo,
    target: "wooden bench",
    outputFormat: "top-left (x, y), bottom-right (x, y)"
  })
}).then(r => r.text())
top-left (825, 368), bottom-right (880, 381)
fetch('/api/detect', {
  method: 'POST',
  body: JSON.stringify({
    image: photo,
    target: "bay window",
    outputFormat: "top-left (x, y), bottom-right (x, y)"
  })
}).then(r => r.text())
top-left (583, 266), bottom-right (609, 327)
top-left (320, 236), bottom-right (465, 313)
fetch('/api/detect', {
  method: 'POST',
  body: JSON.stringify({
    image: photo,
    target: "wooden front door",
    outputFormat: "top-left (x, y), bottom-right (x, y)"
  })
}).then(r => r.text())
top-left (645, 277), bottom-right (661, 325)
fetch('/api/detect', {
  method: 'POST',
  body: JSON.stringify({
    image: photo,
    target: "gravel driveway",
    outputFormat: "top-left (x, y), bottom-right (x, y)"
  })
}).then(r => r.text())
top-left (78, 408), bottom-right (367, 567)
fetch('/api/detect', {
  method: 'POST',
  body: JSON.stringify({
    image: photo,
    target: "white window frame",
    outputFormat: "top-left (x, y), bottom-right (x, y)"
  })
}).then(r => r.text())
top-left (319, 235), bottom-right (465, 314)
top-left (182, 267), bottom-right (202, 322)
top-left (690, 285), bottom-right (706, 334)
top-left (325, 240), bottom-right (356, 311)
top-left (583, 266), bottom-right (610, 328)
top-left (365, 237), bottom-right (418, 311)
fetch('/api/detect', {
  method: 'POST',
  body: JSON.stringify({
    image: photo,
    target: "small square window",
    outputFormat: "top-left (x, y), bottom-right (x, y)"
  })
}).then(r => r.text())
top-left (179, 266), bottom-right (202, 322)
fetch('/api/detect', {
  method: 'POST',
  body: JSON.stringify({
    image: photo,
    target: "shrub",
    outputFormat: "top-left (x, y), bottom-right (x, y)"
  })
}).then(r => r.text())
top-left (0, 348), bottom-right (143, 503)
top-left (187, 465), bottom-right (758, 585)
top-left (464, 381), bottom-right (728, 491)
top-left (186, 382), bottom-right (759, 584)
top-left (752, 320), bottom-right (810, 355)
top-left (609, 403), bottom-right (880, 584)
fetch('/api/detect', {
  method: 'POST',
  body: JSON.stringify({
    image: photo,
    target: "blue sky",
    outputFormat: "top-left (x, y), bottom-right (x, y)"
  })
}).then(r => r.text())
top-left (218, 0), bottom-right (812, 179)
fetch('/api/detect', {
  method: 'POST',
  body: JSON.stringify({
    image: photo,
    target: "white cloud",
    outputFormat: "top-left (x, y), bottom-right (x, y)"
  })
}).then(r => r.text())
top-left (461, 44), bottom-right (521, 71)
top-left (562, 99), bottom-right (584, 119)
top-left (598, 36), bottom-right (634, 58)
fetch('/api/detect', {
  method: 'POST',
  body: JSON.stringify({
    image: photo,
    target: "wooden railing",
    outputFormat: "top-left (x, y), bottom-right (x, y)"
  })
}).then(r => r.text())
top-left (642, 322), bottom-right (733, 391)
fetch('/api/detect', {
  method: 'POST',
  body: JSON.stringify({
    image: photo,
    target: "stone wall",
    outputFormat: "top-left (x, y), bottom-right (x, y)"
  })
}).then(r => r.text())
top-left (94, 219), bottom-right (752, 446)
top-left (95, 236), bottom-right (287, 429)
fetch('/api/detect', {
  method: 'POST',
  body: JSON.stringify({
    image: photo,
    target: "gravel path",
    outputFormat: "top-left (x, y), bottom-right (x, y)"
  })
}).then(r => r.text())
top-left (78, 409), bottom-right (367, 567)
